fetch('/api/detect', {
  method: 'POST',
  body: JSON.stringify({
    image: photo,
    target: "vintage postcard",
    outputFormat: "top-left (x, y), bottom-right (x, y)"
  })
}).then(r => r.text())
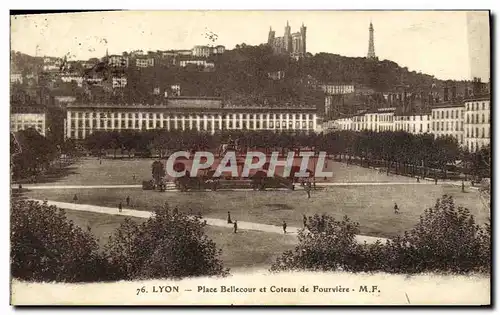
top-left (9, 10), bottom-right (491, 306)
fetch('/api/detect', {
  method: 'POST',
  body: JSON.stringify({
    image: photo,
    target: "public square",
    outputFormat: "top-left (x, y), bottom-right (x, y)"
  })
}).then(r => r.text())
top-left (20, 157), bottom-right (488, 270)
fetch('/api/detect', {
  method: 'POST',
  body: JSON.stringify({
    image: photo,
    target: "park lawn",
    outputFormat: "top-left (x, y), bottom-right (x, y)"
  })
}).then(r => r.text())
top-left (26, 184), bottom-right (488, 239)
top-left (62, 209), bottom-right (296, 272)
top-left (27, 158), bottom-right (153, 186)
top-left (27, 157), bottom-right (416, 186)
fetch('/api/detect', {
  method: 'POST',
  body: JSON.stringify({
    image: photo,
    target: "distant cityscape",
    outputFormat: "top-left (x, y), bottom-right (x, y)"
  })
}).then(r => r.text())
top-left (10, 21), bottom-right (491, 153)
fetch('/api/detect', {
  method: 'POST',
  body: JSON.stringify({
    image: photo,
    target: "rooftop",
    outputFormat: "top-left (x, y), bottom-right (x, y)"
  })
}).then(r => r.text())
top-left (430, 102), bottom-right (465, 109)
top-left (464, 95), bottom-right (490, 102)
top-left (11, 104), bottom-right (47, 114)
top-left (66, 102), bottom-right (317, 113)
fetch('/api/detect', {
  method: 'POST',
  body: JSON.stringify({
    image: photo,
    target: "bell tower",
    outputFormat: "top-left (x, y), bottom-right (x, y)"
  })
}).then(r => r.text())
top-left (268, 26), bottom-right (275, 46)
top-left (284, 21), bottom-right (292, 53)
top-left (300, 22), bottom-right (307, 57)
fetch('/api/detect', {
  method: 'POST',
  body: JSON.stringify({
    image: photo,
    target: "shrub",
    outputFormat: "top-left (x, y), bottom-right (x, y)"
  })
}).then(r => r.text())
top-left (385, 195), bottom-right (490, 274)
top-left (104, 207), bottom-right (229, 280)
top-left (11, 200), bottom-right (229, 282)
top-left (271, 195), bottom-right (491, 274)
top-left (10, 199), bottom-right (109, 282)
top-left (270, 214), bottom-right (362, 272)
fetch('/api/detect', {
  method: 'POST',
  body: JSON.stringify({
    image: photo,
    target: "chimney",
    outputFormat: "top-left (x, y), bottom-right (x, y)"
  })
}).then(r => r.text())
top-left (472, 77), bottom-right (482, 96)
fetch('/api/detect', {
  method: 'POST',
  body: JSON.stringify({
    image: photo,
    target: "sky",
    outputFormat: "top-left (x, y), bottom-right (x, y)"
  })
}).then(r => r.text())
top-left (10, 10), bottom-right (490, 81)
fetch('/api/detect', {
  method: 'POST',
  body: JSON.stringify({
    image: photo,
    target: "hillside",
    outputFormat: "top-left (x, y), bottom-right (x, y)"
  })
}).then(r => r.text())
top-left (10, 47), bottom-right (484, 111)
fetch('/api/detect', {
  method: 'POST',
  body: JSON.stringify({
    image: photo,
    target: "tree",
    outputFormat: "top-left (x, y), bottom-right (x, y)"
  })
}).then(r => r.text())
top-left (11, 199), bottom-right (109, 282)
top-left (104, 207), bottom-right (229, 279)
top-left (271, 214), bottom-right (361, 272)
top-left (108, 131), bottom-right (122, 159)
top-left (433, 136), bottom-right (460, 178)
top-left (470, 144), bottom-right (491, 179)
top-left (384, 195), bottom-right (490, 274)
top-left (11, 128), bottom-right (57, 180)
top-left (85, 131), bottom-right (111, 156)
top-left (271, 195), bottom-right (491, 274)
top-left (120, 129), bottom-right (140, 157)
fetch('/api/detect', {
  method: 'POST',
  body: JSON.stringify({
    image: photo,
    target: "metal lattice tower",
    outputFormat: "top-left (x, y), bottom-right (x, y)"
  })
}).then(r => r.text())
top-left (367, 22), bottom-right (377, 59)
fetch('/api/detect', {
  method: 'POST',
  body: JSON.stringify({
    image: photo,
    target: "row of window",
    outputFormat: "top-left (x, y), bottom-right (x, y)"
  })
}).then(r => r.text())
top-left (378, 126), bottom-right (393, 131)
top-left (378, 115), bottom-right (394, 122)
top-left (11, 124), bottom-right (44, 134)
top-left (337, 122), bottom-right (490, 141)
top-left (338, 102), bottom-right (489, 125)
top-left (354, 114), bottom-right (431, 123)
top-left (10, 119), bottom-right (44, 124)
top-left (69, 112), bottom-right (315, 121)
top-left (394, 123), bottom-right (430, 133)
top-left (466, 113), bottom-right (489, 124)
top-left (351, 123), bottom-right (427, 132)
top-left (465, 127), bottom-right (489, 139)
top-left (340, 103), bottom-right (490, 126)
top-left (432, 109), bottom-right (464, 120)
top-left (466, 102), bottom-right (488, 111)
top-left (70, 119), bottom-right (315, 131)
top-left (395, 115), bottom-right (430, 121)
top-left (432, 121), bottom-right (464, 132)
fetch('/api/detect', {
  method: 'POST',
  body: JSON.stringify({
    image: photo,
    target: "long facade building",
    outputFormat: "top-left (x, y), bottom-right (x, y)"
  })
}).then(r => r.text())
top-left (11, 105), bottom-right (47, 136)
top-left (464, 96), bottom-right (490, 153)
top-left (65, 98), bottom-right (319, 139)
top-left (325, 96), bottom-right (490, 152)
top-left (11, 112), bottom-right (47, 136)
top-left (430, 104), bottom-right (465, 145)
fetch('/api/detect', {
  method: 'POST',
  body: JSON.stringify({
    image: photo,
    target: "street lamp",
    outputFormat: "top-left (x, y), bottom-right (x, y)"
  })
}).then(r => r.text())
top-left (57, 144), bottom-right (62, 169)
top-left (313, 146), bottom-right (317, 189)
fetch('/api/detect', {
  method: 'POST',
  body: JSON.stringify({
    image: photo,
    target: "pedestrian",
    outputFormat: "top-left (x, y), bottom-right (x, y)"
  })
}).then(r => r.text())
top-left (435, 177), bottom-right (438, 185)
top-left (227, 211), bottom-right (232, 224)
top-left (303, 214), bottom-right (307, 228)
top-left (126, 195), bottom-right (130, 206)
top-left (462, 180), bottom-right (465, 193)
top-left (118, 202), bottom-right (122, 213)
top-left (233, 220), bottom-right (238, 234)
top-left (73, 194), bottom-right (78, 203)
top-left (394, 203), bottom-right (400, 214)
top-left (18, 184), bottom-right (22, 190)
top-left (99, 159), bottom-right (102, 165)
top-left (305, 182), bottom-right (311, 199)
top-left (282, 221), bottom-right (287, 234)
top-left (416, 177), bottom-right (420, 183)
top-left (132, 174), bottom-right (136, 181)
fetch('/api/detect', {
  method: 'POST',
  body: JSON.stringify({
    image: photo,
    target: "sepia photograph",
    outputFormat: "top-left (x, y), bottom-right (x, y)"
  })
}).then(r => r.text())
top-left (9, 9), bottom-right (491, 306)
